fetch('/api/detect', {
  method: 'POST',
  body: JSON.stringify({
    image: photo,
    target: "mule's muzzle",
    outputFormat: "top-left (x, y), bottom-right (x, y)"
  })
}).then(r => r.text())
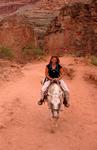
top-left (50, 101), bottom-right (60, 111)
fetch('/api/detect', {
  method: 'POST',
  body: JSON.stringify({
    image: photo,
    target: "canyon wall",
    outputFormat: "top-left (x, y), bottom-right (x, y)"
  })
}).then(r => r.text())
top-left (0, 16), bottom-right (34, 51)
top-left (45, 0), bottom-right (97, 55)
top-left (0, 0), bottom-right (97, 60)
top-left (0, 0), bottom-right (38, 15)
top-left (0, 0), bottom-right (61, 56)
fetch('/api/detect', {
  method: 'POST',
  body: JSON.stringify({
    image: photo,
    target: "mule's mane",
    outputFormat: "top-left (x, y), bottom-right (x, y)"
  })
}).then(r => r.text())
top-left (48, 83), bottom-right (63, 96)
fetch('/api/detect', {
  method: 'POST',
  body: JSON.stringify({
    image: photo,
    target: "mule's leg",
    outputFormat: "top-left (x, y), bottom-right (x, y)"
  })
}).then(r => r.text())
top-left (50, 114), bottom-right (59, 133)
top-left (52, 111), bottom-right (59, 129)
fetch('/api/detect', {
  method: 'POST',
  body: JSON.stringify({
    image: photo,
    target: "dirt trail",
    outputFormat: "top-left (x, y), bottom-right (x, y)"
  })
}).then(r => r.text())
top-left (0, 56), bottom-right (97, 150)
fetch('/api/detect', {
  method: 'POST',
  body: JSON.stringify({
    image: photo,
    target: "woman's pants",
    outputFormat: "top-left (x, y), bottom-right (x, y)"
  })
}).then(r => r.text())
top-left (41, 79), bottom-right (69, 102)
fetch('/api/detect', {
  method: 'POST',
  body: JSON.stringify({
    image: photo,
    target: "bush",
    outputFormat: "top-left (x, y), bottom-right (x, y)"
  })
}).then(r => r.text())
top-left (0, 46), bottom-right (13, 59)
top-left (22, 44), bottom-right (44, 59)
top-left (33, 48), bottom-right (44, 57)
top-left (91, 56), bottom-right (97, 66)
top-left (24, 44), bottom-right (34, 49)
top-left (22, 46), bottom-right (33, 56)
top-left (84, 72), bottom-right (97, 86)
top-left (72, 50), bottom-right (85, 57)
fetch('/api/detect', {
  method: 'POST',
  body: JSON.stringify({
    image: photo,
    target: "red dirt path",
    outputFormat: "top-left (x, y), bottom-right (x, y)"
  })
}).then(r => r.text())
top-left (0, 56), bottom-right (97, 150)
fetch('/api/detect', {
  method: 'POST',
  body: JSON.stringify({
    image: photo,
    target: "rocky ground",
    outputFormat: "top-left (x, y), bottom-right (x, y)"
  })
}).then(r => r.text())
top-left (0, 56), bottom-right (97, 150)
top-left (0, 59), bottom-right (23, 84)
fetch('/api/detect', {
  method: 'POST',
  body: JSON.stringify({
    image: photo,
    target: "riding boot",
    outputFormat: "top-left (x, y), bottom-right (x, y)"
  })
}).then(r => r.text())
top-left (38, 93), bottom-right (45, 105)
top-left (38, 98), bottom-right (44, 105)
top-left (63, 92), bottom-right (70, 107)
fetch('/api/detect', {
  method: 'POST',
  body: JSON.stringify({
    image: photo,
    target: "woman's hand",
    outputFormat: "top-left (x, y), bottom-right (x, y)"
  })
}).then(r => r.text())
top-left (55, 78), bottom-right (60, 81)
top-left (52, 78), bottom-right (59, 83)
top-left (50, 77), bottom-right (53, 81)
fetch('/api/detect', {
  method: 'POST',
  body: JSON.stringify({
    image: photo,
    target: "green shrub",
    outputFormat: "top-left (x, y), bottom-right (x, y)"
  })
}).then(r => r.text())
top-left (22, 47), bottom-right (33, 56)
top-left (0, 46), bottom-right (13, 59)
top-left (91, 56), bottom-right (97, 66)
top-left (72, 50), bottom-right (85, 57)
top-left (23, 43), bottom-right (34, 50)
top-left (22, 44), bottom-right (44, 59)
top-left (33, 48), bottom-right (44, 57)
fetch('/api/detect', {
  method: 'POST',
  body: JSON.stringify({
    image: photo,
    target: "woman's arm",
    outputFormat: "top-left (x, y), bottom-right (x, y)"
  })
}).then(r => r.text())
top-left (45, 67), bottom-right (52, 80)
top-left (57, 67), bottom-right (64, 80)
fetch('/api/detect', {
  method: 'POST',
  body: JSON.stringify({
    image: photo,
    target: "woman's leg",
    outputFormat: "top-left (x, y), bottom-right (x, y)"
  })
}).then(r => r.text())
top-left (59, 80), bottom-right (69, 92)
top-left (41, 80), bottom-right (51, 99)
top-left (59, 79), bottom-right (70, 107)
top-left (38, 80), bottom-right (50, 105)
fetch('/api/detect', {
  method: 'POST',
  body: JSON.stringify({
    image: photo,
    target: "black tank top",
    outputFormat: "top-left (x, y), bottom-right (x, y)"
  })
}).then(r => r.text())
top-left (47, 64), bottom-right (62, 78)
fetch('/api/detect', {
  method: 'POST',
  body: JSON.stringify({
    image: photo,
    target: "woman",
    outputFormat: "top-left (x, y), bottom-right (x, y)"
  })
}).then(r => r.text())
top-left (38, 56), bottom-right (70, 107)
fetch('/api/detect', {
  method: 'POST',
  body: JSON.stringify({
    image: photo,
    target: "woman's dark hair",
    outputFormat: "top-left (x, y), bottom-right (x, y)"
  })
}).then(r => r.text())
top-left (49, 56), bottom-right (60, 64)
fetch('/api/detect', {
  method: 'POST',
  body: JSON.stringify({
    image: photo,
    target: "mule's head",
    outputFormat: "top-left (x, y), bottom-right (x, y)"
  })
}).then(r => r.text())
top-left (47, 83), bottom-right (63, 118)
top-left (48, 93), bottom-right (62, 118)
top-left (50, 95), bottom-right (61, 111)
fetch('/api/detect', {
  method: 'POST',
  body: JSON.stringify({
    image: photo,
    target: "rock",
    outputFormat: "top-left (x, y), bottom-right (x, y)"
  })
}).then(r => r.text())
top-left (0, 0), bottom-right (97, 60)
top-left (45, 0), bottom-right (97, 55)
top-left (0, 15), bottom-right (35, 55)
top-left (0, 0), bottom-right (61, 59)
top-left (0, 123), bottom-right (6, 129)
top-left (0, 0), bottom-right (38, 15)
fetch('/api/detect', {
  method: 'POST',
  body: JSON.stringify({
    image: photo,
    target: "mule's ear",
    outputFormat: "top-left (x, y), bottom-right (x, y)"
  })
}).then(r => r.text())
top-left (41, 78), bottom-right (44, 85)
top-left (48, 92), bottom-right (52, 96)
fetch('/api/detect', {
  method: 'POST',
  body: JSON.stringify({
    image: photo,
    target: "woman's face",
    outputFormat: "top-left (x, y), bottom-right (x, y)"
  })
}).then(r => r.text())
top-left (51, 57), bottom-right (57, 64)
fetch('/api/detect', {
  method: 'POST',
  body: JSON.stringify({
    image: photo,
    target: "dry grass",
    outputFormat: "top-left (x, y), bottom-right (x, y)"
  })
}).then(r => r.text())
top-left (0, 46), bottom-right (13, 60)
top-left (63, 67), bottom-right (76, 80)
top-left (22, 44), bottom-right (45, 61)
top-left (91, 56), bottom-right (97, 66)
top-left (83, 72), bottom-right (97, 86)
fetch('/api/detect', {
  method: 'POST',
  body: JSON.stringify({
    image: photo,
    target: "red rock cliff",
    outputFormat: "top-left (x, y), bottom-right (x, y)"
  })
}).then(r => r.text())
top-left (45, 0), bottom-right (97, 55)
top-left (0, 0), bottom-right (97, 60)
